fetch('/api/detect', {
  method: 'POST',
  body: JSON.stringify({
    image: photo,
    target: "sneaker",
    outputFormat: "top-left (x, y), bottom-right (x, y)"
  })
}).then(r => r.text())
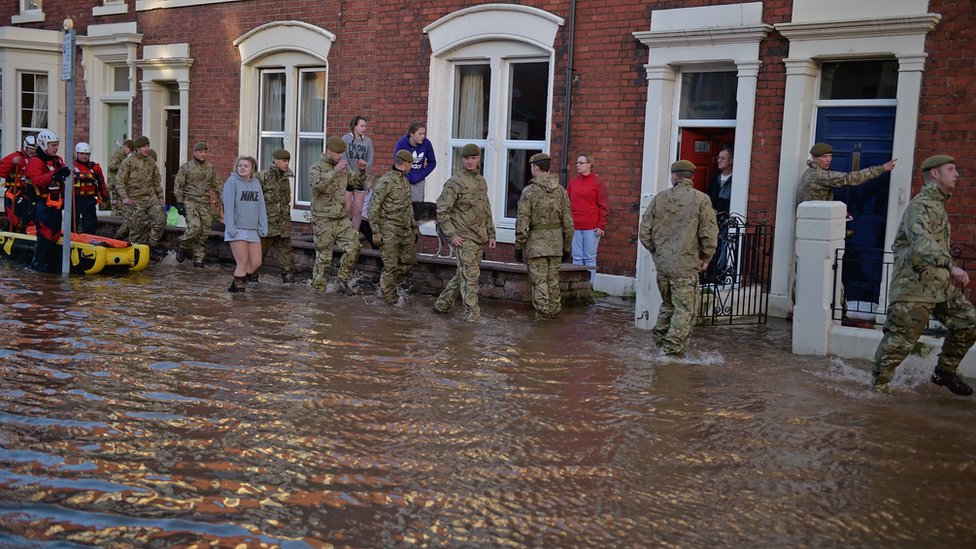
top-left (931, 370), bottom-right (974, 396)
top-left (246, 273), bottom-right (259, 283)
top-left (175, 247), bottom-right (186, 263)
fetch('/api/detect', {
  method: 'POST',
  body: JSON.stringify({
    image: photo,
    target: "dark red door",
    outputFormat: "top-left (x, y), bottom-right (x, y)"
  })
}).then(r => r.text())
top-left (678, 128), bottom-right (735, 192)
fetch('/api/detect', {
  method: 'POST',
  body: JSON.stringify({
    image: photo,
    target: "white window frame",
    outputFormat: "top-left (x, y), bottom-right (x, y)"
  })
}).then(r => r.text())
top-left (19, 71), bottom-right (48, 146)
top-left (670, 66), bottom-right (738, 167)
top-left (93, 0), bottom-right (128, 17)
top-left (136, 0), bottom-right (245, 11)
top-left (12, 0), bottom-right (45, 24)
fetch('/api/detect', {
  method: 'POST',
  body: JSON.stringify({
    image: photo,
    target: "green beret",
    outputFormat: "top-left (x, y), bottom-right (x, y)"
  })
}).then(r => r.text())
top-left (810, 142), bottom-right (833, 156)
top-left (395, 149), bottom-right (413, 164)
top-left (920, 154), bottom-right (954, 171)
top-left (460, 143), bottom-right (480, 157)
top-left (194, 141), bottom-right (208, 151)
top-left (133, 136), bottom-right (150, 148)
top-left (670, 159), bottom-right (697, 173)
top-left (272, 148), bottom-right (291, 161)
top-left (529, 152), bottom-right (550, 165)
top-left (123, 139), bottom-right (135, 149)
top-left (326, 136), bottom-right (347, 153)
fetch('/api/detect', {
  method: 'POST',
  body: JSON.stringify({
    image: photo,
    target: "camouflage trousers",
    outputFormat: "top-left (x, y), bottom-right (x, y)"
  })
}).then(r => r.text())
top-left (527, 255), bottom-right (562, 318)
top-left (377, 223), bottom-right (416, 304)
top-left (127, 200), bottom-right (165, 247)
top-left (434, 239), bottom-right (483, 322)
top-left (653, 273), bottom-right (700, 355)
top-left (311, 215), bottom-right (361, 289)
top-left (261, 234), bottom-right (295, 276)
top-left (873, 291), bottom-right (976, 385)
top-left (178, 201), bottom-right (213, 263)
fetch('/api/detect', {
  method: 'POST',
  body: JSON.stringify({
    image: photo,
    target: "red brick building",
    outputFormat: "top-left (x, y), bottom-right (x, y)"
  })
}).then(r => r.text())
top-left (0, 0), bottom-right (972, 315)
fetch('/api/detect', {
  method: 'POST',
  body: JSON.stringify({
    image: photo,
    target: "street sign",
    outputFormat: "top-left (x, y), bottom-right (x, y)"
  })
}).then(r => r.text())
top-left (61, 32), bottom-right (74, 81)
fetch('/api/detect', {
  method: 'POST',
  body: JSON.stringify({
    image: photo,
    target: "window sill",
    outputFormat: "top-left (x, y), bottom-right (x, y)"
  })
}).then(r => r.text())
top-left (11, 11), bottom-right (45, 25)
top-left (93, 3), bottom-right (129, 16)
top-left (136, 0), bottom-right (245, 11)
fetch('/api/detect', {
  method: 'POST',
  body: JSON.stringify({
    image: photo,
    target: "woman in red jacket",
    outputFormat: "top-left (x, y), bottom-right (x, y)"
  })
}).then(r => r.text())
top-left (566, 153), bottom-right (609, 283)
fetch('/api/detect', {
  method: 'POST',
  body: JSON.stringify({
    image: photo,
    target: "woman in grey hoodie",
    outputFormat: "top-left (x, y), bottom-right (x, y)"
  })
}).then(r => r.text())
top-left (222, 155), bottom-right (268, 292)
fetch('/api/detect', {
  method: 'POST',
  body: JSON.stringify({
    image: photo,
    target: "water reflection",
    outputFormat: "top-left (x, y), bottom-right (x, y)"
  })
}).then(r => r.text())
top-left (0, 261), bottom-right (973, 547)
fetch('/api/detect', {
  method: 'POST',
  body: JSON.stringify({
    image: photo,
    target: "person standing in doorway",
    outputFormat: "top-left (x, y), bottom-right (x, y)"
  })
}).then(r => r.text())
top-left (309, 137), bottom-right (362, 295)
top-left (343, 115), bottom-right (374, 233)
top-left (394, 121), bottom-right (436, 202)
top-left (798, 142), bottom-right (896, 203)
top-left (515, 153), bottom-right (574, 319)
top-left (71, 142), bottom-right (108, 234)
top-left (639, 160), bottom-right (718, 357)
top-left (368, 149), bottom-right (418, 305)
top-left (257, 148), bottom-right (296, 282)
top-left (432, 144), bottom-right (495, 322)
top-left (871, 155), bottom-right (975, 396)
top-left (173, 141), bottom-right (222, 268)
top-left (707, 147), bottom-right (733, 281)
top-left (222, 156), bottom-right (267, 293)
top-left (566, 153), bottom-right (608, 284)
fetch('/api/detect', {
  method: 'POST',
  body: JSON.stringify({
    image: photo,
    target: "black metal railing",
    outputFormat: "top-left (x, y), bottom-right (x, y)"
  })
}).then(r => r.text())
top-left (697, 213), bottom-right (774, 325)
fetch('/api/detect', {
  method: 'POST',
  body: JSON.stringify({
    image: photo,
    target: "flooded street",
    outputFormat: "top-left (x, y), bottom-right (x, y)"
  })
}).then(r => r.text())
top-left (0, 260), bottom-right (974, 547)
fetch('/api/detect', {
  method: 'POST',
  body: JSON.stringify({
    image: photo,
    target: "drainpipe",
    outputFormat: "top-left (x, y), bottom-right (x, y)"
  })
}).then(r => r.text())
top-left (561, 0), bottom-right (577, 186)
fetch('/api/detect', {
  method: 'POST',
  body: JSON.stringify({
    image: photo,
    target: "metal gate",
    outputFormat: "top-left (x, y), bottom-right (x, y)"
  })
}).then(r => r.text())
top-left (697, 213), bottom-right (773, 325)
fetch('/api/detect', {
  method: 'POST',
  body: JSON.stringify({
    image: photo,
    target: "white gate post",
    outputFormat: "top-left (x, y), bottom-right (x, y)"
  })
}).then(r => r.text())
top-left (793, 201), bottom-right (846, 355)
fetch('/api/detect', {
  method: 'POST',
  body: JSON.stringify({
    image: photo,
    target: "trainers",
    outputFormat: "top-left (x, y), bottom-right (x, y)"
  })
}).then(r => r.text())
top-left (175, 247), bottom-right (186, 263)
top-left (246, 273), bottom-right (259, 283)
top-left (931, 370), bottom-right (974, 396)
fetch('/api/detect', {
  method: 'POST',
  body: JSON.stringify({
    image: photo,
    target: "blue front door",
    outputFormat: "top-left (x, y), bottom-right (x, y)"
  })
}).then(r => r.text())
top-left (815, 106), bottom-right (895, 304)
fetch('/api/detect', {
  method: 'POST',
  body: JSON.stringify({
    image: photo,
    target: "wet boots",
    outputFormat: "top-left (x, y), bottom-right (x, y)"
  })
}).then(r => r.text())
top-left (228, 276), bottom-right (247, 293)
top-left (931, 370), bottom-right (973, 396)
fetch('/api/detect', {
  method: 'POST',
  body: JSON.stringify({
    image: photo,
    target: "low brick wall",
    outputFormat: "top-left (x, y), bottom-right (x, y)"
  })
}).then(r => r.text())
top-left (94, 217), bottom-right (593, 305)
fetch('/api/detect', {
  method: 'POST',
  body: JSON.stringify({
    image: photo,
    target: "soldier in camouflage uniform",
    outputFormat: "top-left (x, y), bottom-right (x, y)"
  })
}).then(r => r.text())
top-left (108, 140), bottom-right (133, 239)
top-left (368, 149), bottom-right (418, 304)
top-left (797, 142), bottom-right (896, 204)
top-left (258, 148), bottom-right (296, 282)
top-left (871, 155), bottom-right (975, 396)
top-left (173, 141), bottom-right (222, 267)
top-left (639, 160), bottom-right (718, 356)
top-left (117, 136), bottom-right (166, 258)
top-left (514, 152), bottom-right (574, 318)
top-left (308, 136), bottom-right (361, 295)
top-left (432, 144), bottom-right (496, 322)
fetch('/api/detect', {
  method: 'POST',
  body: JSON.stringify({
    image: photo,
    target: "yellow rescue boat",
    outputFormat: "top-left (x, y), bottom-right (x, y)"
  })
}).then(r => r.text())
top-left (0, 230), bottom-right (150, 274)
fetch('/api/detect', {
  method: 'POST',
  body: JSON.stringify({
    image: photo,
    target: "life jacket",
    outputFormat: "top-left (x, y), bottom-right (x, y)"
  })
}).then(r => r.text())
top-left (74, 162), bottom-right (102, 197)
top-left (2, 151), bottom-right (31, 191)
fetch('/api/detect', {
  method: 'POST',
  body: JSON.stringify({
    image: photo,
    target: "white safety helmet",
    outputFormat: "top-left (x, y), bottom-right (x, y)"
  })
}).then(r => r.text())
top-left (36, 129), bottom-right (60, 151)
top-left (75, 142), bottom-right (92, 154)
top-left (22, 135), bottom-right (36, 151)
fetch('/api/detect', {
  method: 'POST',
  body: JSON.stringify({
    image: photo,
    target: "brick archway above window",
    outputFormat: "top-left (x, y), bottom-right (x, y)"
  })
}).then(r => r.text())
top-left (234, 21), bottom-right (336, 65)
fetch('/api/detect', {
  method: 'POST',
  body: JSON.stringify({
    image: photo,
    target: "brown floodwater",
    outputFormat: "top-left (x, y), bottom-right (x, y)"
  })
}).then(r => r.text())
top-left (0, 259), bottom-right (974, 548)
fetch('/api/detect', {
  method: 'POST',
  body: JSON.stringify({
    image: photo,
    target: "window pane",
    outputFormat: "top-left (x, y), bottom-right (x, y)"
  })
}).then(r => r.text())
top-left (113, 66), bottom-right (129, 93)
top-left (679, 72), bottom-right (737, 120)
top-left (508, 62), bottom-right (549, 140)
top-left (453, 64), bottom-right (490, 139)
top-left (449, 145), bottom-right (485, 178)
top-left (261, 72), bottom-right (286, 132)
top-left (820, 60), bottom-right (898, 100)
top-left (299, 71), bottom-right (325, 133)
top-left (504, 148), bottom-right (540, 218)
top-left (259, 137), bottom-right (284, 173)
top-left (23, 1), bottom-right (41, 11)
top-left (297, 138), bottom-right (323, 203)
top-left (20, 72), bottom-right (48, 130)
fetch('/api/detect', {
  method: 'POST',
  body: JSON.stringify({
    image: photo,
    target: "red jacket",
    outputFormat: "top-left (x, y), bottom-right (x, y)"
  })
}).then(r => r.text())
top-left (26, 152), bottom-right (66, 197)
top-left (0, 150), bottom-right (31, 189)
top-left (567, 172), bottom-right (609, 231)
top-left (73, 160), bottom-right (108, 200)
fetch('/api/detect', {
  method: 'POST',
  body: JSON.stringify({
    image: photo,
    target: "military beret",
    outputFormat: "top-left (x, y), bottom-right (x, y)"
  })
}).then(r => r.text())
top-left (670, 159), bottom-right (697, 173)
top-left (149, 149), bottom-right (157, 161)
top-left (194, 141), bottom-right (208, 151)
top-left (272, 148), bottom-right (291, 160)
top-left (459, 143), bottom-right (481, 157)
top-left (529, 152), bottom-right (550, 165)
top-left (124, 139), bottom-right (135, 149)
top-left (326, 136), bottom-right (347, 153)
top-left (133, 136), bottom-right (150, 148)
top-left (395, 149), bottom-right (413, 164)
top-left (809, 142), bottom-right (833, 156)
top-left (920, 154), bottom-right (954, 171)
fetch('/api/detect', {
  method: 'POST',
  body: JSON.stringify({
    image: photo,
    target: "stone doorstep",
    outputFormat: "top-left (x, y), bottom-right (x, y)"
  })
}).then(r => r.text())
top-left (93, 216), bottom-right (593, 305)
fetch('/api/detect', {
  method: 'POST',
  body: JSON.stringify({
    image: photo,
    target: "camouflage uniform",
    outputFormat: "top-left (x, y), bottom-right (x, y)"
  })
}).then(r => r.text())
top-left (107, 146), bottom-right (130, 237)
top-left (797, 160), bottom-right (885, 204)
top-left (368, 167), bottom-right (417, 304)
top-left (117, 153), bottom-right (165, 247)
top-left (433, 168), bottom-right (495, 322)
top-left (174, 157), bottom-right (222, 263)
top-left (258, 165), bottom-right (295, 278)
top-left (872, 181), bottom-right (976, 385)
top-left (309, 153), bottom-right (361, 289)
top-left (639, 178), bottom-right (718, 355)
top-left (515, 173), bottom-right (574, 318)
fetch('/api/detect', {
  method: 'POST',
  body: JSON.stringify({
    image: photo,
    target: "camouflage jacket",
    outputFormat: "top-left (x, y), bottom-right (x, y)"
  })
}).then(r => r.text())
top-left (514, 173), bottom-right (573, 258)
top-left (309, 154), bottom-right (350, 220)
top-left (368, 168), bottom-right (416, 231)
top-left (107, 146), bottom-right (129, 183)
top-left (174, 159), bottom-right (221, 205)
top-left (797, 160), bottom-right (885, 203)
top-left (436, 168), bottom-right (495, 245)
top-left (639, 178), bottom-right (718, 277)
top-left (116, 153), bottom-right (162, 203)
top-left (259, 166), bottom-right (293, 237)
top-left (888, 181), bottom-right (957, 303)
